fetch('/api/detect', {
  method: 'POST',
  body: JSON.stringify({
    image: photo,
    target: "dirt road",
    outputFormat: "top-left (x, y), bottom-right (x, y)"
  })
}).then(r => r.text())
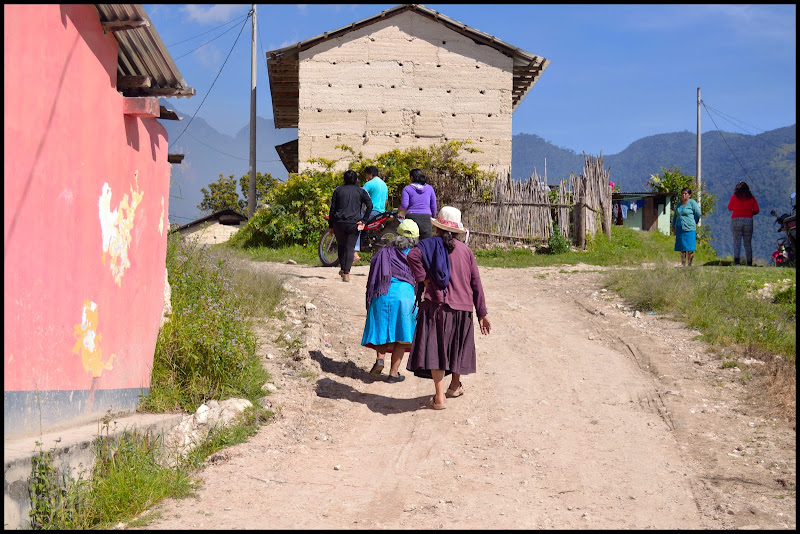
top-left (136, 260), bottom-right (795, 530)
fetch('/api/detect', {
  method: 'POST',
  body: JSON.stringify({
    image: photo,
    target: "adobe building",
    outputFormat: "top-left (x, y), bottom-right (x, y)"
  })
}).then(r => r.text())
top-left (267, 4), bottom-right (549, 176)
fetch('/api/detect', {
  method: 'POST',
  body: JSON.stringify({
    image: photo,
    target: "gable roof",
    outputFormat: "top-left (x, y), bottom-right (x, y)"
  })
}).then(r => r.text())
top-left (171, 209), bottom-right (248, 234)
top-left (265, 4), bottom-right (549, 128)
top-left (93, 4), bottom-right (195, 98)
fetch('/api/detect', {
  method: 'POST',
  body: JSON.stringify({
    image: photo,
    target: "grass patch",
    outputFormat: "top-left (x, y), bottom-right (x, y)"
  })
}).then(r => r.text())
top-left (142, 235), bottom-right (277, 413)
top-left (603, 263), bottom-right (796, 363)
top-left (222, 241), bottom-right (373, 268)
top-left (185, 405), bottom-right (273, 468)
top-left (474, 226), bottom-right (718, 268)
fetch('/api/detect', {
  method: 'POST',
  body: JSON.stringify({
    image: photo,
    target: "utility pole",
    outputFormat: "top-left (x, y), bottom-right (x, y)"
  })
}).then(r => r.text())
top-left (696, 87), bottom-right (701, 224)
top-left (247, 4), bottom-right (257, 218)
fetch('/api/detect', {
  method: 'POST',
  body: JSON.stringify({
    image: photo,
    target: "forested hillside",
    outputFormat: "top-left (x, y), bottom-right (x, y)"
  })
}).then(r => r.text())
top-left (512, 125), bottom-right (796, 262)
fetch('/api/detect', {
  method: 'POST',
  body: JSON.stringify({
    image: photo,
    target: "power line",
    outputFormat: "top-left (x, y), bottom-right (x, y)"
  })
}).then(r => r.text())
top-left (184, 131), bottom-right (283, 164)
top-left (703, 104), bottom-right (789, 151)
top-left (701, 101), bottom-right (752, 182)
top-left (167, 13), bottom-right (249, 47)
top-left (169, 11), bottom-right (252, 149)
top-left (173, 21), bottom-right (246, 61)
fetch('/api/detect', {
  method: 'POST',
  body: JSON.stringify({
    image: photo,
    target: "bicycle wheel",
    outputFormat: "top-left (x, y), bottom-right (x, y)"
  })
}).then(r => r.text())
top-left (318, 231), bottom-right (340, 267)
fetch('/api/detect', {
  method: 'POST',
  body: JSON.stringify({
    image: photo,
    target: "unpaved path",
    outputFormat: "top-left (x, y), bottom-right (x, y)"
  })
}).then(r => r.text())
top-left (135, 260), bottom-right (795, 530)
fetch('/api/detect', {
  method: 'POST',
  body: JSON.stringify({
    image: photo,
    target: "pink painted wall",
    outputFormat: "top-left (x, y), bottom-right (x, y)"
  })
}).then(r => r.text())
top-left (4, 5), bottom-right (172, 436)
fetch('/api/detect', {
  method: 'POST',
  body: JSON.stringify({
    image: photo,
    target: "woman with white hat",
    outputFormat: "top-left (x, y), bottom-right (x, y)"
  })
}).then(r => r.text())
top-left (405, 206), bottom-right (491, 409)
top-left (361, 219), bottom-right (421, 382)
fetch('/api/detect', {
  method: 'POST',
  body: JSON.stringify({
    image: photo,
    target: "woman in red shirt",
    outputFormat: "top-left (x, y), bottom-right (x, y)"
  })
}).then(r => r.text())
top-left (727, 181), bottom-right (759, 266)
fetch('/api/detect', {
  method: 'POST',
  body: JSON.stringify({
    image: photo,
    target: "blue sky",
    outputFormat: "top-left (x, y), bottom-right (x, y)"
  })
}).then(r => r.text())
top-left (144, 4), bottom-right (796, 156)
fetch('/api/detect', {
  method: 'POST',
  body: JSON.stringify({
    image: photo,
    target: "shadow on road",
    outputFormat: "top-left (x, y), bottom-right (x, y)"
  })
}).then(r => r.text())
top-left (313, 376), bottom-right (429, 415)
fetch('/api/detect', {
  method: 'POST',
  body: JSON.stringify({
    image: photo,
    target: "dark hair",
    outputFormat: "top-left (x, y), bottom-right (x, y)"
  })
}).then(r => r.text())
top-left (681, 187), bottom-right (692, 197)
top-left (410, 168), bottom-right (427, 185)
top-left (733, 181), bottom-right (753, 200)
top-left (435, 227), bottom-right (457, 253)
top-left (343, 169), bottom-right (358, 185)
top-left (365, 165), bottom-right (379, 177)
top-left (387, 234), bottom-right (418, 250)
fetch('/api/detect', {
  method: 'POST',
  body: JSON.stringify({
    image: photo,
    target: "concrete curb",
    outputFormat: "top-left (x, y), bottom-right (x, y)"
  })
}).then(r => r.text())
top-left (3, 412), bottom-right (183, 530)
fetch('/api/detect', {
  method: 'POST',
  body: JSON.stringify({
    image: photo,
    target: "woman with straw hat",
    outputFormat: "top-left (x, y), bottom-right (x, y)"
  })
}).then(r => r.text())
top-left (405, 206), bottom-right (491, 409)
top-left (361, 219), bottom-right (421, 383)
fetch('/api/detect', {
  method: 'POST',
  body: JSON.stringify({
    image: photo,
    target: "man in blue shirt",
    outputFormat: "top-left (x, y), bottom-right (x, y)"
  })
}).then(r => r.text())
top-left (354, 166), bottom-right (389, 261)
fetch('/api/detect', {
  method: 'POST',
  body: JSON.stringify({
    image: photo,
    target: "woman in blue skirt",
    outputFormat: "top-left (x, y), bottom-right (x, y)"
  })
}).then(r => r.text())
top-left (672, 187), bottom-right (702, 266)
top-left (361, 219), bottom-right (420, 382)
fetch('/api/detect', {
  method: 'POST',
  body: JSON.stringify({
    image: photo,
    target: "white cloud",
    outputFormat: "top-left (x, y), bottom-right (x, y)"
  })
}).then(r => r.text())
top-left (182, 4), bottom-right (249, 24)
top-left (618, 5), bottom-right (795, 44)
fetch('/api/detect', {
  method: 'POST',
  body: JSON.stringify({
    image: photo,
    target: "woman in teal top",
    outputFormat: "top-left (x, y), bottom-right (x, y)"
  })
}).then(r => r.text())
top-left (672, 187), bottom-right (702, 266)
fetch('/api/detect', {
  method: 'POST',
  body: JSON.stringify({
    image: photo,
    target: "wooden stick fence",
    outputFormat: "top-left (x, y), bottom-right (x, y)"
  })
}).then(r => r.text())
top-left (455, 154), bottom-right (611, 250)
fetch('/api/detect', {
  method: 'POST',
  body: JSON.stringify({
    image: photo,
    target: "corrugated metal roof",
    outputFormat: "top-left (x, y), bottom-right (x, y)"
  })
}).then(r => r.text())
top-left (266, 4), bottom-right (549, 128)
top-left (94, 4), bottom-right (195, 98)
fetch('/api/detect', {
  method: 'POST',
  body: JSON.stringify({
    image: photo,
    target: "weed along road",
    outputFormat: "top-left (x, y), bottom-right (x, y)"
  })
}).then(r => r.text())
top-left (134, 260), bottom-right (796, 530)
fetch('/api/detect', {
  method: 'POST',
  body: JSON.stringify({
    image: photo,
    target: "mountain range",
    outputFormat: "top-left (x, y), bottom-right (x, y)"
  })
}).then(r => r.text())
top-left (512, 125), bottom-right (796, 262)
top-left (158, 99), bottom-right (795, 262)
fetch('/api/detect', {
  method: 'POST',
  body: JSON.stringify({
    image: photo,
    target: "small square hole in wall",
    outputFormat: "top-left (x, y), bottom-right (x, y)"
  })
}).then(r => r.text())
top-left (328, 83), bottom-right (332, 87)
top-left (325, 135), bottom-right (330, 138)
top-left (446, 89), bottom-right (451, 93)
top-left (359, 84), bottom-right (362, 88)
top-left (317, 109), bottom-right (322, 112)
top-left (419, 87), bottom-right (423, 91)
top-left (348, 109), bottom-right (352, 113)
top-left (333, 61), bottom-right (337, 65)
top-left (391, 85), bottom-right (396, 88)
top-left (480, 90), bottom-right (485, 94)
top-left (442, 41), bottom-right (446, 45)
top-left (452, 113), bottom-right (456, 117)
top-left (475, 65), bottom-right (480, 68)
top-left (488, 113), bottom-right (493, 117)
top-left (416, 111), bottom-right (421, 115)
top-left (398, 62), bottom-right (403, 66)
top-left (381, 110), bottom-right (386, 114)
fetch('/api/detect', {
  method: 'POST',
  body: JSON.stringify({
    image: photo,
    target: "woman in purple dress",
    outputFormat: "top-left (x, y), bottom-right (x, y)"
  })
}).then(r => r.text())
top-left (405, 206), bottom-right (492, 410)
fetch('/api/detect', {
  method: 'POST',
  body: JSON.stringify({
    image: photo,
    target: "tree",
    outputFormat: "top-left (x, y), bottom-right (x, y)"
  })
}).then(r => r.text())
top-left (198, 174), bottom-right (241, 214)
top-left (647, 165), bottom-right (718, 246)
top-left (239, 172), bottom-right (279, 211)
top-left (646, 166), bottom-right (716, 219)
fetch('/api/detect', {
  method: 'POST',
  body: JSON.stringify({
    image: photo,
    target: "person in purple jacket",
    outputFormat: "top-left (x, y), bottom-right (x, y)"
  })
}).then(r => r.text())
top-left (405, 206), bottom-right (492, 410)
top-left (398, 168), bottom-right (437, 239)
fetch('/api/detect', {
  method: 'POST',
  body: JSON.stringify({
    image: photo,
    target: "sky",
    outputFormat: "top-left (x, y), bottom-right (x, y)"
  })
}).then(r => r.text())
top-left (143, 4), bottom-right (796, 156)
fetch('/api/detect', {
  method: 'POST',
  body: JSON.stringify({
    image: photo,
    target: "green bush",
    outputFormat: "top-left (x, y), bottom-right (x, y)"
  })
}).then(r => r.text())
top-left (142, 234), bottom-right (269, 413)
top-left (229, 142), bottom-right (497, 250)
top-left (545, 224), bottom-right (571, 254)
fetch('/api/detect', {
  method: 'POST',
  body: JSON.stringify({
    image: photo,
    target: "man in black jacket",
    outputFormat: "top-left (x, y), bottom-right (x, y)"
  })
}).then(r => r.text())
top-left (328, 169), bottom-right (372, 282)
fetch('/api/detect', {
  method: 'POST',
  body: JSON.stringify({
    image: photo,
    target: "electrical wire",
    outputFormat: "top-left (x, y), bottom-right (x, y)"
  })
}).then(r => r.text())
top-left (703, 104), bottom-right (790, 151)
top-left (173, 21), bottom-right (245, 61)
top-left (169, 11), bottom-right (252, 149)
top-left (166, 12), bottom-right (249, 47)
top-left (184, 131), bottom-right (284, 163)
top-left (701, 101), bottom-right (752, 182)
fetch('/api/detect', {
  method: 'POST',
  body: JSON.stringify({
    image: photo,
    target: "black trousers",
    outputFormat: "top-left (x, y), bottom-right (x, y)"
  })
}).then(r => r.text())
top-left (332, 222), bottom-right (360, 274)
top-left (406, 212), bottom-right (433, 240)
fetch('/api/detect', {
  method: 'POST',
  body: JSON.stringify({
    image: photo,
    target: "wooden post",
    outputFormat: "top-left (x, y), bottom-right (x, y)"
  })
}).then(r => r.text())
top-left (575, 194), bottom-right (586, 250)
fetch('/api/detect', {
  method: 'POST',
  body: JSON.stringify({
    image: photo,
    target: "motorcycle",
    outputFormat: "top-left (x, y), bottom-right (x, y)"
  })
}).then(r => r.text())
top-left (319, 209), bottom-right (401, 267)
top-left (770, 192), bottom-right (796, 267)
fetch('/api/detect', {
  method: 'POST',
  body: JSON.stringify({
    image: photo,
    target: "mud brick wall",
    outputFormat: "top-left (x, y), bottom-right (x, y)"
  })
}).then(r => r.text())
top-left (297, 12), bottom-right (513, 176)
